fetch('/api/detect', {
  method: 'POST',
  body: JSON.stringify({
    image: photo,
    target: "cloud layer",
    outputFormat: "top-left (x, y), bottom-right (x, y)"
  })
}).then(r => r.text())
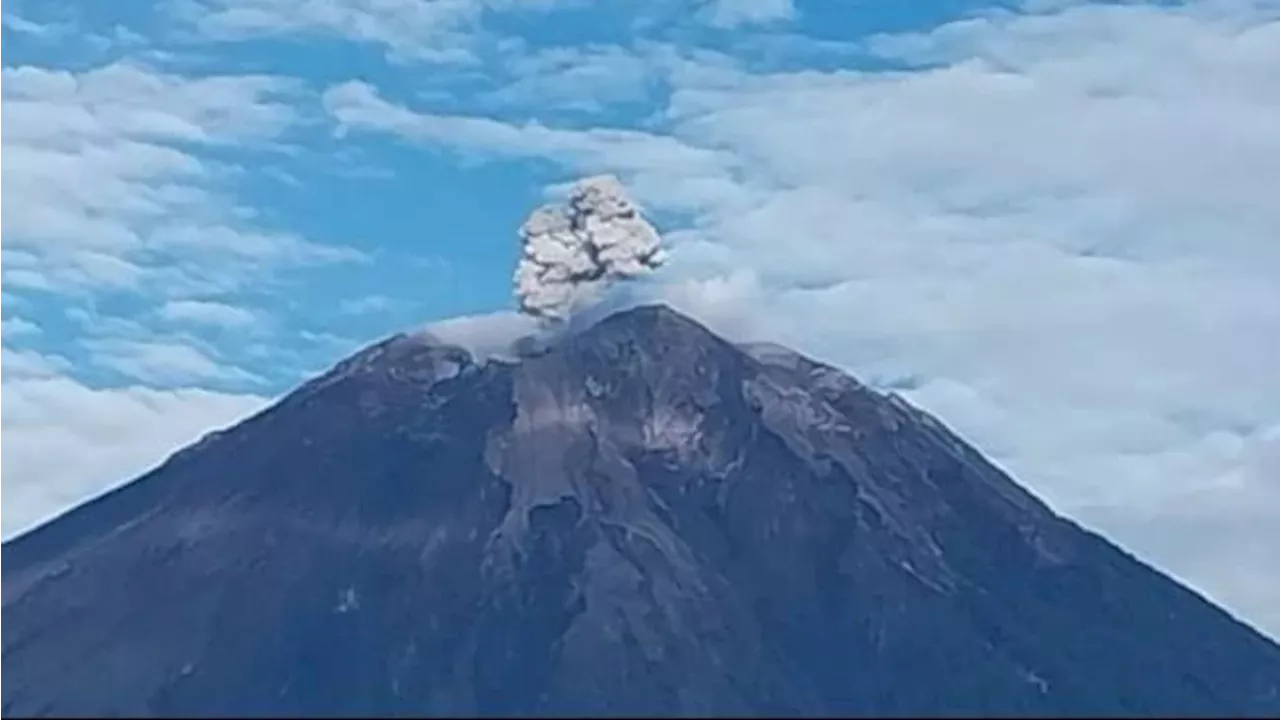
top-left (1, 61), bottom-right (365, 298)
top-left (1, 350), bottom-right (269, 538)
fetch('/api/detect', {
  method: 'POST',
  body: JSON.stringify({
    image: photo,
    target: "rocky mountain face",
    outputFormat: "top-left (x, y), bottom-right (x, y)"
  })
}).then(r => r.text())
top-left (4, 304), bottom-right (1279, 717)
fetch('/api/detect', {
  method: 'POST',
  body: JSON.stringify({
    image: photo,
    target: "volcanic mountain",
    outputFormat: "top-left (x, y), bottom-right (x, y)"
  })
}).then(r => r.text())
top-left (3, 305), bottom-right (1279, 717)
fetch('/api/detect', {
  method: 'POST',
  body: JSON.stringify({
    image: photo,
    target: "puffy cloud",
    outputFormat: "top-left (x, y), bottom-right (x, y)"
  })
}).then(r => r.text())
top-left (2, 347), bottom-right (73, 380)
top-left (701, 0), bottom-right (794, 28)
top-left (186, 0), bottom-right (580, 63)
top-left (0, 364), bottom-right (270, 539)
top-left (1, 317), bottom-right (42, 338)
top-left (183, 0), bottom-right (795, 64)
top-left (159, 300), bottom-right (258, 328)
top-left (188, 0), bottom-right (484, 63)
top-left (339, 294), bottom-right (395, 315)
top-left (1065, 426), bottom-right (1280, 639)
top-left (0, 61), bottom-right (365, 298)
top-left (323, 79), bottom-right (735, 206)
top-left (1, 14), bottom-right (60, 36)
top-left (418, 310), bottom-right (540, 360)
top-left (85, 338), bottom-right (266, 386)
top-left (486, 44), bottom-right (656, 113)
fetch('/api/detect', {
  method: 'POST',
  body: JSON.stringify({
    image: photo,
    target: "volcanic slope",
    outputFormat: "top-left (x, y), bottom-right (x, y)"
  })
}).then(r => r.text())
top-left (4, 304), bottom-right (1279, 717)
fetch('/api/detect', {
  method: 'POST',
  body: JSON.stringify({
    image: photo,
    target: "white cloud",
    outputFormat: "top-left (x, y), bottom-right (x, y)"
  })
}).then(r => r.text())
top-left (419, 309), bottom-right (540, 360)
top-left (326, 79), bottom-right (731, 176)
top-left (487, 44), bottom-right (656, 112)
top-left (1, 61), bottom-right (365, 297)
top-left (153, 225), bottom-right (368, 269)
top-left (85, 338), bottom-right (265, 386)
top-left (186, 0), bottom-right (579, 63)
top-left (183, 0), bottom-right (792, 61)
top-left (338, 294), bottom-right (395, 314)
top-left (1, 317), bottom-right (43, 338)
top-left (189, 0), bottom-right (482, 63)
top-left (1, 13), bottom-right (68, 37)
top-left (1064, 424), bottom-right (1280, 640)
top-left (0, 367), bottom-right (269, 538)
top-left (701, 0), bottom-right (794, 28)
top-left (0, 0), bottom-right (76, 39)
top-left (159, 299), bottom-right (258, 328)
top-left (327, 0), bottom-right (1280, 637)
top-left (324, 79), bottom-right (744, 216)
top-left (2, 347), bottom-right (74, 380)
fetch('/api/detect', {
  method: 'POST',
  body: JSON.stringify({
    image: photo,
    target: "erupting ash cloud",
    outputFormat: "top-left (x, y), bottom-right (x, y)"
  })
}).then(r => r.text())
top-left (513, 175), bottom-right (665, 323)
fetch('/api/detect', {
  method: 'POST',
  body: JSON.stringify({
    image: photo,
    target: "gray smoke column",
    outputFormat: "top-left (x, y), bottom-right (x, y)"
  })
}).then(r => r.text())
top-left (513, 175), bottom-right (665, 323)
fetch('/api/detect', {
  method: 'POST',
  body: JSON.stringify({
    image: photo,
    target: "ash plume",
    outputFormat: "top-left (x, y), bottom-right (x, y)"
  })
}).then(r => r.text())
top-left (513, 175), bottom-right (665, 324)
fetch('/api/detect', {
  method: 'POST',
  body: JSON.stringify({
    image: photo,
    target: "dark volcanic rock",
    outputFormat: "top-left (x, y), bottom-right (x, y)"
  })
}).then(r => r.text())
top-left (4, 304), bottom-right (1279, 717)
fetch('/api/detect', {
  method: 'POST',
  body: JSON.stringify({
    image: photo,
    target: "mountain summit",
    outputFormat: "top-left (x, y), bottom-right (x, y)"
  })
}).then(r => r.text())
top-left (4, 304), bottom-right (1279, 717)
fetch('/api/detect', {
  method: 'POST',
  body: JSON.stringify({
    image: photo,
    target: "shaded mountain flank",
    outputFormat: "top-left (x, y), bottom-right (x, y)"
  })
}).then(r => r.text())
top-left (4, 304), bottom-right (1279, 717)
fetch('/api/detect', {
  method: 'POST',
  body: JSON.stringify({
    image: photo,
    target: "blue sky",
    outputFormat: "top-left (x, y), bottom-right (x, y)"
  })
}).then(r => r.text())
top-left (3, 0), bottom-right (1279, 637)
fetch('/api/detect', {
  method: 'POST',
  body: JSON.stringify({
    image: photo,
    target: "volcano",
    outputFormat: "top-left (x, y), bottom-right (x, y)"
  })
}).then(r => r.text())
top-left (3, 304), bottom-right (1279, 717)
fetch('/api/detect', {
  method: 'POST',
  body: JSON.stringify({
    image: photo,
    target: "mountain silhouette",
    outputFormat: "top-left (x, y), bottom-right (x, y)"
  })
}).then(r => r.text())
top-left (4, 304), bottom-right (1279, 717)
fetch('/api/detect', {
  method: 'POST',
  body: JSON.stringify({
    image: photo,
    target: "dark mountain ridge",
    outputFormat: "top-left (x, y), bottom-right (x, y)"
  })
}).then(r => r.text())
top-left (4, 304), bottom-right (1279, 717)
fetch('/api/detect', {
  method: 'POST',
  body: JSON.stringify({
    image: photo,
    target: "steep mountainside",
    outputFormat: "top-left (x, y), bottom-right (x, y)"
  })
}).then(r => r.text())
top-left (4, 305), bottom-right (1279, 717)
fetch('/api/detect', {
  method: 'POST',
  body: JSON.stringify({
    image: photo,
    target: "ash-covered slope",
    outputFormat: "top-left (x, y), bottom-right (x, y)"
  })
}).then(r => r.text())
top-left (4, 305), bottom-right (1279, 717)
